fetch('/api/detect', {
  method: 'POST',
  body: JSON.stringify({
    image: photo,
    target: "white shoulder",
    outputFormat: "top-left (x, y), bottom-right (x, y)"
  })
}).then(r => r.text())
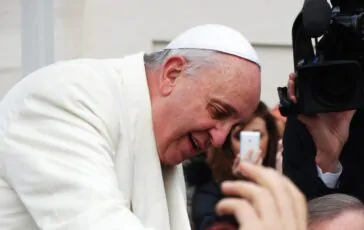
top-left (0, 59), bottom-right (122, 147)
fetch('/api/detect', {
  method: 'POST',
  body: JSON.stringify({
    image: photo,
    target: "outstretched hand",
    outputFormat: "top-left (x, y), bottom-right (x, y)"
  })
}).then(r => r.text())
top-left (232, 149), bottom-right (263, 176)
top-left (216, 162), bottom-right (307, 230)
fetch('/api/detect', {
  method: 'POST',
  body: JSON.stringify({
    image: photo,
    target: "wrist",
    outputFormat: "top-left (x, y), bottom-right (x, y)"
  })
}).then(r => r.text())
top-left (315, 151), bottom-right (340, 173)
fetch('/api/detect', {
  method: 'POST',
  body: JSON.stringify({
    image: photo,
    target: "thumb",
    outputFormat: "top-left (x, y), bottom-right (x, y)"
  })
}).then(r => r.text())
top-left (233, 155), bottom-right (240, 166)
top-left (344, 109), bottom-right (356, 121)
top-left (297, 114), bottom-right (314, 127)
top-left (255, 149), bottom-right (263, 165)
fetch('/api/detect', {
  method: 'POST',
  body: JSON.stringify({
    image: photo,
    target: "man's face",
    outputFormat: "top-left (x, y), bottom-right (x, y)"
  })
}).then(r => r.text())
top-left (151, 53), bottom-right (261, 165)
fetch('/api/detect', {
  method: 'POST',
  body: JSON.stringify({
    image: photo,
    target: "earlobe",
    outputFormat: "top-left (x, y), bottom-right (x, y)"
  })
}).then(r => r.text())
top-left (159, 56), bottom-right (187, 96)
top-left (160, 84), bottom-right (174, 96)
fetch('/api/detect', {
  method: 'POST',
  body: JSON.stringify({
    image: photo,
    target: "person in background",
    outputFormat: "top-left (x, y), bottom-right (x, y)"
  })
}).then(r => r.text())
top-left (0, 24), bottom-right (261, 230)
top-left (283, 73), bottom-right (363, 202)
top-left (307, 193), bottom-right (364, 230)
top-left (271, 104), bottom-right (287, 173)
top-left (185, 101), bottom-right (280, 230)
top-left (184, 153), bottom-right (211, 227)
top-left (229, 101), bottom-right (281, 171)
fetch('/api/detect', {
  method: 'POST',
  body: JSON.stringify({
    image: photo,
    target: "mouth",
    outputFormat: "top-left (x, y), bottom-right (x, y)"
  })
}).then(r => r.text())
top-left (188, 133), bottom-right (200, 153)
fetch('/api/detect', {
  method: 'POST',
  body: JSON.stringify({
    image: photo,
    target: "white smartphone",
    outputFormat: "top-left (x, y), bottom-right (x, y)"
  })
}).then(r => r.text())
top-left (240, 131), bottom-right (260, 162)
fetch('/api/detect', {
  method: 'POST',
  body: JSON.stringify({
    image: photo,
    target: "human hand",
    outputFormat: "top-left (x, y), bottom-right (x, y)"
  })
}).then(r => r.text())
top-left (232, 149), bottom-right (263, 176)
top-left (275, 139), bottom-right (283, 173)
top-left (288, 73), bottom-right (356, 172)
top-left (216, 162), bottom-right (307, 230)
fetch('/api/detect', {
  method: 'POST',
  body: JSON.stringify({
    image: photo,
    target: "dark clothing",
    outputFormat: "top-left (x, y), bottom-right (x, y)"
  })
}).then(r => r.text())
top-left (183, 155), bottom-right (238, 230)
top-left (282, 109), bottom-right (364, 201)
top-left (192, 181), bottom-right (238, 230)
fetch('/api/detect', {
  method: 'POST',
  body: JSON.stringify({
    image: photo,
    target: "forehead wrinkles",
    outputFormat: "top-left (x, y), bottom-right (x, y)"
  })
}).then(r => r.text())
top-left (199, 53), bottom-right (260, 103)
top-left (216, 62), bottom-right (260, 119)
top-left (218, 54), bottom-right (260, 86)
top-left (215, 61), bottom-right (259, 97)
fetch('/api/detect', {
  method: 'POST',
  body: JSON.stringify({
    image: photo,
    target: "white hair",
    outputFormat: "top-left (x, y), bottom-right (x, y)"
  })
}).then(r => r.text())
top-left (144, 49), bottom-right (221, 75)
top-left (308, 193), bottom-right (364, 228)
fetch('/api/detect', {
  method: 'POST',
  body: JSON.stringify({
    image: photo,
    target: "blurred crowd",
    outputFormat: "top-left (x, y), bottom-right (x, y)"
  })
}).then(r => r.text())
top-left (183, 101), bottom-right (285, 230)
top-left (183, 101), bottom-right (364, 230)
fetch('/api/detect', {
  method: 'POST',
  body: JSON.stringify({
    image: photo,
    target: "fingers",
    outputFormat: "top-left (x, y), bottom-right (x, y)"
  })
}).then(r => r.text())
top-left (256, 156), bottom-right (263, 166)
top-left (234, 149), bottom-right (262, 176)
top-left (277, 139), bottom-right (283, 152)
top-left (220, 181), bottom-right (277, 223)
top-left (297, 114), bottom-right (314, 128)
top-left (282, 177), bottom-right (307, 230)
top-left (275, 151), bottom-right (283, 174)
top-left (345, 109), bottom-right (356, 121)
top-left (216, 198), bottom-right (261, 230)
top-left (241, 149), bottom-right (254, 162)
top-left (233, 154), bottom-right (240, 166)
top-left (254, 150), bottom-right (263, 165)
top-left (242, 149), bottom-right (263, 163)
top-left (288, 73), bottom-right (297, 103)
top-left (298, 109), bottom-right (356, 130)
top-left (232, 155), bottom-right (241, 176)
top-left (238, 163), bottom-right (299, 230)
top-left (219, 163), bottom-right (307, 230)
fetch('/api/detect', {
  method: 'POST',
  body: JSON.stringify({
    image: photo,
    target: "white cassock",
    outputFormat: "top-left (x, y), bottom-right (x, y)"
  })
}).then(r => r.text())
top-left (0, 53), bottom-right (191, 230)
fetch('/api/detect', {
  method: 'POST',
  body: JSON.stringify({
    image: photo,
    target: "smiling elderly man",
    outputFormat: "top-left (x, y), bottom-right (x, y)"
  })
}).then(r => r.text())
top-left (0, 24), bottom-right (261, 230)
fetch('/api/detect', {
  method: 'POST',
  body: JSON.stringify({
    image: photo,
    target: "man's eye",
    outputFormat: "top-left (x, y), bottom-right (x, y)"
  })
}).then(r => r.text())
top-left (209, 105), bottom-right (229, 119)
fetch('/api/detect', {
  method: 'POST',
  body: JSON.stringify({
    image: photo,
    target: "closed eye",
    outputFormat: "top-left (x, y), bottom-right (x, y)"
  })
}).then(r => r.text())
top-left (207, 98), bottom-right (237, 120)
top-left (208, 104), bottom-right (230, 120)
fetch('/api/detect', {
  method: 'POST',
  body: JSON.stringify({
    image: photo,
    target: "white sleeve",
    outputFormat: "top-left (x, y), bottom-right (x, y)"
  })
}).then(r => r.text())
top-left (316, 162), bottom-right (343, 189)
top-left (1, 63), bottom-right (147, 230)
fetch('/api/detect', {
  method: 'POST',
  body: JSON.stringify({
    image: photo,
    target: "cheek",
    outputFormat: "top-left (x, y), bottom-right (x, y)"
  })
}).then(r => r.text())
top-left (231, 137), bottom-right (240, 154)
top-left (173, 107), bottom-right (214, 134)
top-left (259, 136), bottom-right (269, 154)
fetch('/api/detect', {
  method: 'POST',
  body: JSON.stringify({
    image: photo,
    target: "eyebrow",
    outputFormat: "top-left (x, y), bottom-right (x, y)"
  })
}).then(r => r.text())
top-left (210, 98), bottom-right (238, 115)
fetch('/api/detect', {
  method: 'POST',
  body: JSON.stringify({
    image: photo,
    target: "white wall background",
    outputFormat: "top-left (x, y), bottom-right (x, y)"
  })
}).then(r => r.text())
top-left (0, 0), bottom-right (21, 99)
top-left (1, 0), bottom-right (305, 106)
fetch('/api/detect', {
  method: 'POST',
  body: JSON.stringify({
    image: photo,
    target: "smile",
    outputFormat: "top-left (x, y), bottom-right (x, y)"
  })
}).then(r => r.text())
top-left (188, 133), bottom-right (200, 152)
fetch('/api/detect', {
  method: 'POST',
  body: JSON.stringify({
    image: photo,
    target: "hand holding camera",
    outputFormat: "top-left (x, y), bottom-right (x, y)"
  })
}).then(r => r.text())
top-left (232, 131), bottom-right (263, 176)
top-left (216, 162), bottom-right (307, 230)
top-left (287, 72), bottom-right (356, 172)
top-left (275, 0), bottom-right (364, 172)
top-left (232, 149), bottom-right (263, 177)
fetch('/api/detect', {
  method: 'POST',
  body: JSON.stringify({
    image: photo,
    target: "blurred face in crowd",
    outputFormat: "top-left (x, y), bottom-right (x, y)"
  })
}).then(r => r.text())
top-left (309, 211), bottom-right (364, 230)
top-left (149, 52), bottom-right (261, 165)
top-left (230, 116), bottom-right (269, 156)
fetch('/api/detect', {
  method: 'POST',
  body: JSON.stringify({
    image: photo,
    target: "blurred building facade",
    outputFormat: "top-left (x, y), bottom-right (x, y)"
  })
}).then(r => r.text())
top-left (1, 0), bottom-right (304, 106)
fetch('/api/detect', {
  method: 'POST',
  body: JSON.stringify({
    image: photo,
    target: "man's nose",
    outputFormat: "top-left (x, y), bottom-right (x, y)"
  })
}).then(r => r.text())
top-left (209, 122), bottom-right (232, 148)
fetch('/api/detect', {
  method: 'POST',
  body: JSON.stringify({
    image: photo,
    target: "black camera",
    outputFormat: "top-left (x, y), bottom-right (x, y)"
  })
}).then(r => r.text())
top-left (278, 0), bottom-right (364, 116)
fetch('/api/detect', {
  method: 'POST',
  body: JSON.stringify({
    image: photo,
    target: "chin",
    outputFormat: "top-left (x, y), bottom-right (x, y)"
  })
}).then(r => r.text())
top-left (160, 160), bottom-right (175, 166)
top-left (159, 150), bottom-right (185, 166)
top-left (160, 157), bottom-right (184, 166)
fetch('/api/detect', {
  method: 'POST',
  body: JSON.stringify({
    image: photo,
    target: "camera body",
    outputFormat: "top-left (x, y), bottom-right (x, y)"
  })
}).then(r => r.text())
top-left (278, 0), bottom-right (364, 116)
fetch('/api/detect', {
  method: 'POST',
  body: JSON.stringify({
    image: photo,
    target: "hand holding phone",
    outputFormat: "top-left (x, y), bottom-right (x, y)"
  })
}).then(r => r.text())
top-left (240, 131), bottom-right (260, 163)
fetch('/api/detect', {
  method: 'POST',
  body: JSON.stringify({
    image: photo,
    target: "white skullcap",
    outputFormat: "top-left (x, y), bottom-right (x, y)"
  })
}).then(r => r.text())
top-left (165, 24), bottom-right (260, 66)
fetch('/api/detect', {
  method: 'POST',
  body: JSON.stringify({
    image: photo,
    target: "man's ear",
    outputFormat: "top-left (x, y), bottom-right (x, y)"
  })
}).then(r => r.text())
top-left (159, 55), bottom-right (187, 96)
